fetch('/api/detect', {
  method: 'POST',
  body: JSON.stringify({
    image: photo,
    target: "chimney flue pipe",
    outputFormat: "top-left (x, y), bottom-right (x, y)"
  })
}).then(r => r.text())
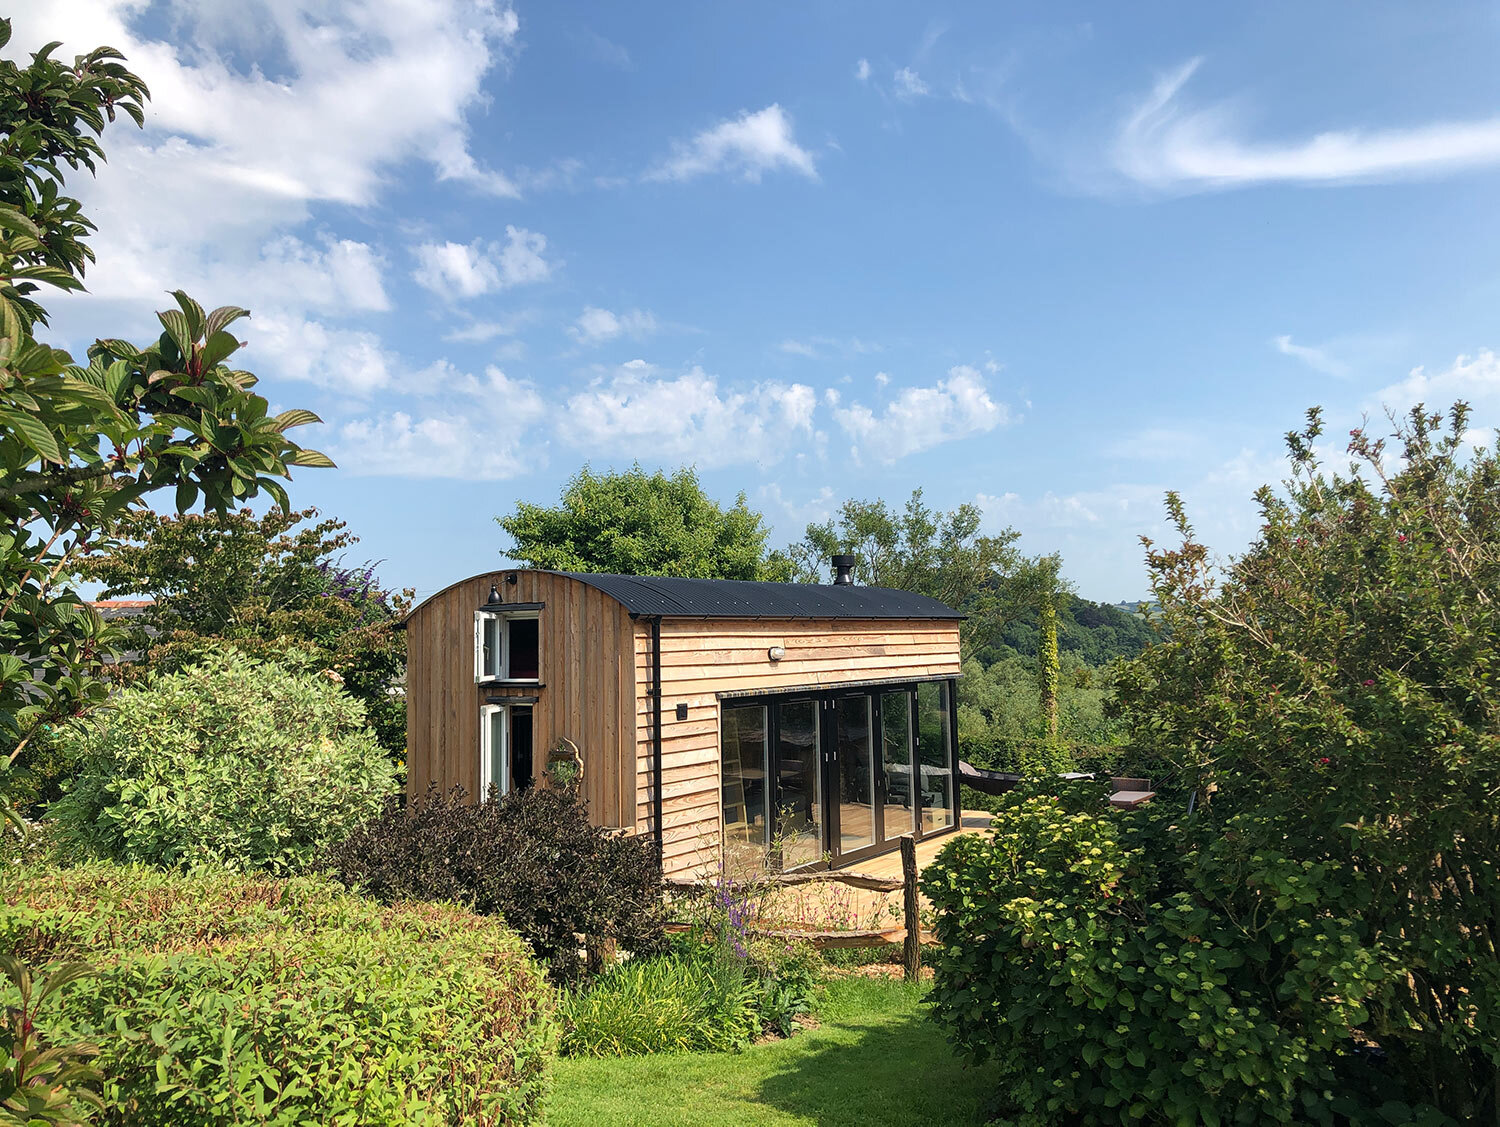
top-left (831, 554), bottom-right (857, 585)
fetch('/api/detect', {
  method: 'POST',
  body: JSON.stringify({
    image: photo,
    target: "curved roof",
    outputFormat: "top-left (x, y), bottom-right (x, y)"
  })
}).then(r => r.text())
top-left (552, 571), bottom-right (962, 620)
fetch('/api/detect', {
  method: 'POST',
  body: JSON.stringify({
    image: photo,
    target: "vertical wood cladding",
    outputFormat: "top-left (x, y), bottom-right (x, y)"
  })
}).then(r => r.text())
top-left (404, 571), bottom-right (638, 829)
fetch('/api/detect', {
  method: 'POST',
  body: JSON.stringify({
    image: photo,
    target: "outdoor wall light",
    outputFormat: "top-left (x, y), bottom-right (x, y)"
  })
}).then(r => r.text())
top-left (767, 645), bottom-right (786, 662)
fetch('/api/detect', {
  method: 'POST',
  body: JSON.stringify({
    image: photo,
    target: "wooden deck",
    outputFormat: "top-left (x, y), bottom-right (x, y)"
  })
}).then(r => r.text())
top-left (848, 809), bottom-right (994, 882)
top-left (751, 810), bottom-right (995, 932)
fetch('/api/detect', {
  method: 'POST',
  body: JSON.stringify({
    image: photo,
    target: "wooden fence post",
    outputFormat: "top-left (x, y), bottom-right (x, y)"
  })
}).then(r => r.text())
top-left (901, 835), bottom-right (920, 983)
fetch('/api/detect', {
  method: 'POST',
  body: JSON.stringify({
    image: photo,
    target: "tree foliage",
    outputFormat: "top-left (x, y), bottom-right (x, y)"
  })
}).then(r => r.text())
top-left (975, 592), bottom-right (1159, 667)
top-left (1109, 403), bottom-right (1500, 1120)
top-left (784, 489), bottom-right (1050, 653)
top-left (931, 404), bottom-right (1500, 1123)
top-left (0, 22), bottom-right (329, 775)
top-left (78, 506), bottom-right (409, 753)
top-left (498, 464), bottom-right (787, 580)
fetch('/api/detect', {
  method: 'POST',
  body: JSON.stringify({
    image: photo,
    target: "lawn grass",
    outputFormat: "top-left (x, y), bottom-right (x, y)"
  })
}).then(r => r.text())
top-left (547, 975), bottom-right (1003, 1127)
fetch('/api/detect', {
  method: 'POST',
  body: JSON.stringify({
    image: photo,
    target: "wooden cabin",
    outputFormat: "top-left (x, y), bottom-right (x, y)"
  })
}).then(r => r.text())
top-left (403, 567), bottom-right (963, 878)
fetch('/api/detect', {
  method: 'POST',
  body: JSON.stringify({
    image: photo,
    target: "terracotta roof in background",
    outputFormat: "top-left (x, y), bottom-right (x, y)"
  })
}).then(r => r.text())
top-left (89, 599), bottom-right (154, 609)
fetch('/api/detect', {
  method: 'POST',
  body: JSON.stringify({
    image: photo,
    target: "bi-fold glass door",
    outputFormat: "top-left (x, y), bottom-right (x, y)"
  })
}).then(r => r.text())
top-left (720, 679), bottom-right (958, 872)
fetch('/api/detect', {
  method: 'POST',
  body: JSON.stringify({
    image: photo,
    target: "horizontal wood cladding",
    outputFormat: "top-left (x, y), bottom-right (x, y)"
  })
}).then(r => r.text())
top-left (405, 571), bottom-right (637, 828)
top-left (633, 615), bottom-right (960, 877)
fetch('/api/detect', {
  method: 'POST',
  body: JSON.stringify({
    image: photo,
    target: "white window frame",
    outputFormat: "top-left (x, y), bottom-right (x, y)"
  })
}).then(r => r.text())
top-left (480, 703), bottom-right (510, 798)
top-left (474, 610), bottom-right (540, 684)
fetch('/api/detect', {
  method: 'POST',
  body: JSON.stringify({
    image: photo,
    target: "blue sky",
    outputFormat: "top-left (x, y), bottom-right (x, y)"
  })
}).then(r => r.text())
top-left (16, 2), bottom-right (1500, 602)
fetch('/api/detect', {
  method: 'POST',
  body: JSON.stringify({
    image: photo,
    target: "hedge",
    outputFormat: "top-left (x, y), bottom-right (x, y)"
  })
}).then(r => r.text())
top-left (0, 864), bottom-right (556, 1125)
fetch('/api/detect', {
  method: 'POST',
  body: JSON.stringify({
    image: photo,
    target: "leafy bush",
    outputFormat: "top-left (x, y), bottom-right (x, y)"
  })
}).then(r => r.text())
top-left (0, 864), bottom-right (555, 1125)
top-left (926, 787), bottom-right (1399, 1125)
top-left (558, 954), bottom-right (757, 1057)
top-left (80, 507), bottom-right (412, 754)
top-left (929, 407), bottom-right (1500, 1124)
top-left (324, 784), bottom-right (666, 983)
top-left (48, 649), bottom-right (398, 873)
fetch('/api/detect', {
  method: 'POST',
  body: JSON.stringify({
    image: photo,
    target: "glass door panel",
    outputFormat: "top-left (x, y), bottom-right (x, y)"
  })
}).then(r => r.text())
top-left (775, 700), bottom-right (822, 868)
top-left (834, 696), bottom-right (876, 853)
top-left (721, 704), bottom-right (770, 872)
top-left (916, 681), bottom-right (955, 833)
top-left (878, 692), bottom-right (916, 841)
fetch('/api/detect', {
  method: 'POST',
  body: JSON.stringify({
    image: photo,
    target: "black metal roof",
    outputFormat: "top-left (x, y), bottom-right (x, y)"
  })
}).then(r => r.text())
top-left (552, 571), bottom-right (963, 620)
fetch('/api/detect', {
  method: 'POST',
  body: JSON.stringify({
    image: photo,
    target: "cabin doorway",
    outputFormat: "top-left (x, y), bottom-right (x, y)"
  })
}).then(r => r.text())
top-left (720, 680), bottom-right (958, 873)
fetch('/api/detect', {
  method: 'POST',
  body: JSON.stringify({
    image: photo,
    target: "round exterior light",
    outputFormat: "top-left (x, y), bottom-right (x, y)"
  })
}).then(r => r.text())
top-left (767, 645), bottom-right (786, 662)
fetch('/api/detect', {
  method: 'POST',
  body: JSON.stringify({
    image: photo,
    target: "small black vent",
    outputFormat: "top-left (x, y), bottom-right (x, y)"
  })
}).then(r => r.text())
top-left (831, 554), bottom-right (857, 586)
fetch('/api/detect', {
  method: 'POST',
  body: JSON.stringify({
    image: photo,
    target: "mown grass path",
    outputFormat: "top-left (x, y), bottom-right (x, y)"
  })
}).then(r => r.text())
top-left (548, 976), bottom-right (1003, 1127)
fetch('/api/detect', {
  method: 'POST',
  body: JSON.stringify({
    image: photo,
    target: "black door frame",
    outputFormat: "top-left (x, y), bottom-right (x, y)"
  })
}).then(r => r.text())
top-left (721, 677), bottom-right (960, 871)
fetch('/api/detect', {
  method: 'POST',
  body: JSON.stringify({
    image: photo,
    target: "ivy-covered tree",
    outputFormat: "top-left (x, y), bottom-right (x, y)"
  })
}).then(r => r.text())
top-left (0, 24), bottom-right (330, 782)
top-left (499, 464), bottom-right (787, 580)
top-left (1036, 595), bottom-right (1059, 744)
top-left (79, 507), bottom-right (409, 754)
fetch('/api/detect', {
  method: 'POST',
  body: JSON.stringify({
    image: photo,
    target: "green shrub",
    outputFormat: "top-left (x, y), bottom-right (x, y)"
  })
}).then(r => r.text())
top-left (324, 784), bottom-right (666, 983)
top-left (559, 954), bottom-right (757, 1057)
top-left (925, 787), bottom-right (1403, 1125)
top-left (0, 864), bottom-right (555, 1125)
top-left (48, 649), bottom-right (398, 873)
top-left (928, 407), bottom-right (1500, 1125)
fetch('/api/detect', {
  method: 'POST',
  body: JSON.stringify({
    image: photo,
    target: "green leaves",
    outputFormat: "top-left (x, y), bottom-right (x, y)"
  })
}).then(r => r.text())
top-left (499, 464), bottom-right (782, 580)
top-left (0, 28), bottom-right (332, 777)
top-left (1, 867), bottom-right (555, 1124)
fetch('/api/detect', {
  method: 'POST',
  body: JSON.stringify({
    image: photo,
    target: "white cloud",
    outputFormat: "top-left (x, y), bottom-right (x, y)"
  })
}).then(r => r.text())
top-left (894, 67), bottom-right (930, 99)
top-left (832, 365), bottom-right (1007, 461)
top-left (333, 412), bottom-right (529, 479)
top-left (412, 227), bottom-right (555, 300)
top-left (1375, 350), bottom-right (1500, 414)
top-left (1116, 57), bottom-right (1500, 192)
top-left (571, 306), bottom-right (658, 345)
top-left (331, 367), bottom-right (546, 478)
top-left (257, 235), bottom-right (391, 313)
top-left (855, 58), bottom-right (871, 82)
top-left (249, 313), bottom-right (395, 395)
top-left (562, 363), bottom-right (816, 467)
top-left (778, 335), bottom-right (879, 359)
top-left (1274, 335), bottom-right (1348, 378)
top-left (442, 316), bottom-right (528, 343)
top-left (647, 104), bottom-right (818, 183)
top-left (11, 0), bottom-right (521, 318)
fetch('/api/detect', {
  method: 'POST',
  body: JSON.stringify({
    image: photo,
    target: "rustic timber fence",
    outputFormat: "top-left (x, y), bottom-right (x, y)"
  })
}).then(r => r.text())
top-left (666, 835), bottom-right (930, 982)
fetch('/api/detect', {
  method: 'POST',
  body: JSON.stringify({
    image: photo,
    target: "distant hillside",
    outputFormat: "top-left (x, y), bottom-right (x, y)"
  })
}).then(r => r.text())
top-left (974, 594), bottom-right (1160, 666)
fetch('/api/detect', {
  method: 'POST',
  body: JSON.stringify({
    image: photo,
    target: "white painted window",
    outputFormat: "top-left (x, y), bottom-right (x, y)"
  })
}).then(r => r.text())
top-left (474, 611), bottom-right (540, 683)
top-left (480, 703), bottom-right (510, 798)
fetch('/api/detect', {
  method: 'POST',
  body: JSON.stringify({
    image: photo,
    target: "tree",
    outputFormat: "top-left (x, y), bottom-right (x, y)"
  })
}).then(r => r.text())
top-left (1111, 404), bottom-right (1500, 1120)
top-left (498, 464), bottom-right (788, 580)
top-left (785, 489), bottom-right (1052, 655)
top-left (78, 507), bottom-right (409, 753)
top-left (1036, 595), bottom-right (1059, 744)
top-left (0, 25), bottom-right (330, 780)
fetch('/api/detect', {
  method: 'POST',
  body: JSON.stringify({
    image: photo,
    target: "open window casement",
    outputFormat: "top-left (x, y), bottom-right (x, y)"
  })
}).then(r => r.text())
top-left (480, 703), bottom-right (510, 798)
top-left (475, 610), bottom-right (537, 683)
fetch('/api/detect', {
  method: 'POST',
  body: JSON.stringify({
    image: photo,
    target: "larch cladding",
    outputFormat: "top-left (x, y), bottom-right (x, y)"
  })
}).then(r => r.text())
top-left (633, 617), bottom-right (963, 877)
top-left (404, 571), bottom-right (638, 829)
